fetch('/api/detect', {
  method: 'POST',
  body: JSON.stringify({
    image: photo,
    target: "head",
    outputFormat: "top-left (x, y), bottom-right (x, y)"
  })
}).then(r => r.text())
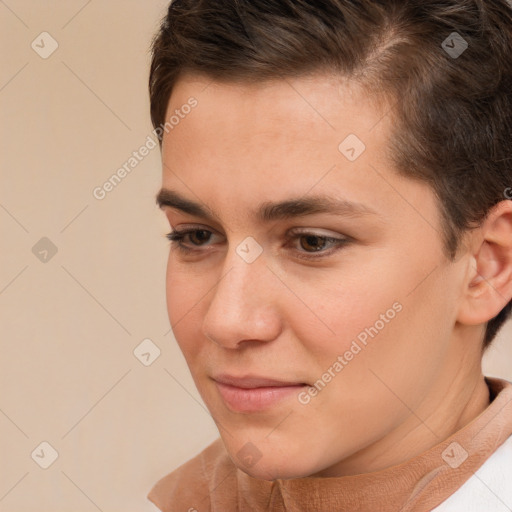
top-left (150, 0), bottom-right (512, 479)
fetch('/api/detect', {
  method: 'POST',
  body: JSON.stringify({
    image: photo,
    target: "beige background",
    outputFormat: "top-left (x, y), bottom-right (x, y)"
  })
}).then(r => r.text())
top-left (0, 1), bottom-right (511, 511)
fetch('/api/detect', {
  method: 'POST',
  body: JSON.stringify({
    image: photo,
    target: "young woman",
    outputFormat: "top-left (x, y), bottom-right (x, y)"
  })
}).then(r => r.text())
top-left (146, 1), bottom-right (512, 510)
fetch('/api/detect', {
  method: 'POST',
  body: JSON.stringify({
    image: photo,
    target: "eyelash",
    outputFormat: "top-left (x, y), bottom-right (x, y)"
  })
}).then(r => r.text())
top-left (165, 227), bottom-right (349, 261)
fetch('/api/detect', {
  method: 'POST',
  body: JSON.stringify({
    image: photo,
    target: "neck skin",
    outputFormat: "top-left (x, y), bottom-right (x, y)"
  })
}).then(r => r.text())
top-left (313, 325), bottom-right (491, 477)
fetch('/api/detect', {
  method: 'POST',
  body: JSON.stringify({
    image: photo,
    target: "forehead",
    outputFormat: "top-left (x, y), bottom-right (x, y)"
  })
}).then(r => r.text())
top-left (160, 73), bottom-right (439, 233)
top-left (165, 73), bottom-right (385, 146)
top-left (163, 74), bottom-right (385, 180)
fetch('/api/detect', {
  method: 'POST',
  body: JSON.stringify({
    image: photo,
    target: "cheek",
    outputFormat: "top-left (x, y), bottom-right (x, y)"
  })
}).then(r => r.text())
top-left (165, 257), bottom-right (206, 355)
top-left (284, 261), bottom-right (405, 360)
top-left (287, 248), bottom-right (453, 399)
top-left (335, 270), bottom-right (457, 411)
top-left (165, 255), bottom-right (205, 317)
top-left (165, 256), bottom-right (181, 323)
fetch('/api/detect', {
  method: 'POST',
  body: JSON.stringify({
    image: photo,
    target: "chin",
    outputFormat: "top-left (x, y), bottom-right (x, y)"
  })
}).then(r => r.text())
top-left (221, 434), bottom-right (327, 481)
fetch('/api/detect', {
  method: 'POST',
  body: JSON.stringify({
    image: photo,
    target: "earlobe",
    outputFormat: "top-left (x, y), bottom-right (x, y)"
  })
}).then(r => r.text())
top-left (457, 200), bottom-right (512, 326)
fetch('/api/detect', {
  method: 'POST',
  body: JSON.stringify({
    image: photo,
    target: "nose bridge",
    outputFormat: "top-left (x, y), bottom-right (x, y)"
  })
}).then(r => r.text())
top-left (211, 247), bottom-right (268, 317)
top-left (201, 244), bottom-right (281, 346)
top-left (219, 232), bottom-right (272, 300)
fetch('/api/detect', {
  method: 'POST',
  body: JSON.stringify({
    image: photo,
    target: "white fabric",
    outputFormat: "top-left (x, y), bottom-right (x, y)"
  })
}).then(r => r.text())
top-left (432, 434), bottom-right (512, 511)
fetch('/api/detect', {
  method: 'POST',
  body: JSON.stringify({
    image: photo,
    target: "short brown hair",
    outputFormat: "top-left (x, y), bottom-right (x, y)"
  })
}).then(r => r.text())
top-left (149, 0), bottom-right (512, 347)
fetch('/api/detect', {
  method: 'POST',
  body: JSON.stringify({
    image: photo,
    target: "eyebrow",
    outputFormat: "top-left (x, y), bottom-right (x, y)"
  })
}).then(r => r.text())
top-left (155, 188), bottom-right (378, 223)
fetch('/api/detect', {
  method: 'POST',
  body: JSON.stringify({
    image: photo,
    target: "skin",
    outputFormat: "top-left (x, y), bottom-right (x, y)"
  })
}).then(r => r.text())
top-left (157, 72), bottom-right (512, 480)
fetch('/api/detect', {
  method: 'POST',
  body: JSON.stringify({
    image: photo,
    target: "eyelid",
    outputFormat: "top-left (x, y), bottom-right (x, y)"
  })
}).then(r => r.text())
top-left (287, 226), bottom-right (348, 239)
top-left (166, 225), bottom-right (223, 245)
top-left (168, 224), bottom-right (222, 238)
top-left (168, 225), bottom-right (348, 244)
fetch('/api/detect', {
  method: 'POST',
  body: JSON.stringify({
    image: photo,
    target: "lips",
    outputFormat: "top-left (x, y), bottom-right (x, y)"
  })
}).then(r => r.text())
top-left (213, 374), bottom-right (307, 388)
top-left (212, 374), bottom-right (308, 412)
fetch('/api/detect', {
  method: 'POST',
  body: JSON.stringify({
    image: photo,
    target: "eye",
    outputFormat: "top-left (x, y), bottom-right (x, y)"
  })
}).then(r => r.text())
top-left (165, 227), bottom-right (219, 253)
top-left (165, 226), bottom-right (350, 260)
top-left (285, 228), bottom-right (349, 260)
top-left (298, 234), bottom-right (332, 251)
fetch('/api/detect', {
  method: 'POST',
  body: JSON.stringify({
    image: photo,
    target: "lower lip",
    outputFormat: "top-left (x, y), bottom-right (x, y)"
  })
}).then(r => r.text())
top-left (215, 381), bottom-right (307, 412)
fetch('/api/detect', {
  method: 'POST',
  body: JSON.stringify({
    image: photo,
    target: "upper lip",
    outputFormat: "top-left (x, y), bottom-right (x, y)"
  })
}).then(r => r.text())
top-left (212, 374), bottom-right (307, 389)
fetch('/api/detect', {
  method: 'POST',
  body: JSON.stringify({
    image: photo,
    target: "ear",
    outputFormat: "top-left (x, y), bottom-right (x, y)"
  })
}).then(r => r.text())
top-left (457, 200), bottom-right (512, 326)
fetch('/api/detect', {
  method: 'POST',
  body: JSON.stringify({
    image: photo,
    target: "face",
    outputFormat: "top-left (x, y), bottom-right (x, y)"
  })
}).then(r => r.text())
top-left (158, 73), bottom-right (472, 480)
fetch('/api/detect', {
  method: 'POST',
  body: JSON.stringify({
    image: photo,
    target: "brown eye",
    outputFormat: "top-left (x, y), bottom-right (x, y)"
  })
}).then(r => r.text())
top-left (165, 227), bottom-right (220, 254)
top-left (299, 234), bottom-right (329, 252)
top-left (286, 229), bottom-right (350, 261)
top-left (188, 230), bottom-right (212, 245)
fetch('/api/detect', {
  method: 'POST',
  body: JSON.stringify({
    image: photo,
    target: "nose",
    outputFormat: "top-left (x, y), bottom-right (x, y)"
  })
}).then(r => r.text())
top-left (201, 248), bottom-right (283, 350)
